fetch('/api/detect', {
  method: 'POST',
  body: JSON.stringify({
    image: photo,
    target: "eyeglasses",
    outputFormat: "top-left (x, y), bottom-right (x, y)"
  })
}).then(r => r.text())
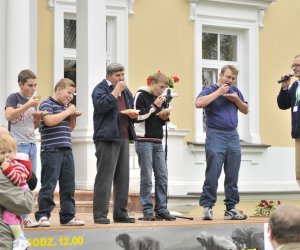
top-left (290, 64), bottom-right (300, 68)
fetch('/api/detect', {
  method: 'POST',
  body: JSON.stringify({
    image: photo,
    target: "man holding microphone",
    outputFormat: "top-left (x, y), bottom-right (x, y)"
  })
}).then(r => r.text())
top-left (277, 54), bottom-right (300, 187)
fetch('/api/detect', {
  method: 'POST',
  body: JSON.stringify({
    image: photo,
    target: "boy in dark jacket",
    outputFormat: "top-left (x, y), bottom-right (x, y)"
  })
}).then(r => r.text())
top-left (134, 72), bottom-right (176, 221)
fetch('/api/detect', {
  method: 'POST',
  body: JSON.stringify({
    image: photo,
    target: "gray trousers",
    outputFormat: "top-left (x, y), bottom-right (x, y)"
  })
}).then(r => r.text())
top-left (93, 140), bottom-right (130, 220)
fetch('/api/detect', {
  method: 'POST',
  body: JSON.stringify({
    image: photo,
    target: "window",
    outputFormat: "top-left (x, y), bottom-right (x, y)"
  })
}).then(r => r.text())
top-left (63, 15), bottom-right (77, 105)
top-left (52, 0), bottom-right (129, 85)
top-left (201, 30), bottom-right (239, 132)
top-left (191, 0), bottom-right (271, 144)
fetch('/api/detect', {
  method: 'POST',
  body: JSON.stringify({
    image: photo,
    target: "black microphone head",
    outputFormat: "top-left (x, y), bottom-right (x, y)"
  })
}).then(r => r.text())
top-left (165, 88), bottom-right (173, 103)
top-left (278, 73), bottom-right (294, 83)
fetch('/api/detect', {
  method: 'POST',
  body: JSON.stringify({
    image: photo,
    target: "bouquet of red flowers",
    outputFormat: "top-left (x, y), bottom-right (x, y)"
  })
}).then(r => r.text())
top-left (254, 200), bottom-right (281, 216)
top-left (166, 75), bottom-right (180, 88)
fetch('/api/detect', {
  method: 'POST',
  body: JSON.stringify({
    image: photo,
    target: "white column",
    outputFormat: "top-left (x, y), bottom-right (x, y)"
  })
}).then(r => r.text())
top-left (74, 0), bottom-right (106, 189)
top-left (5, 0), bottom-right (37, 95)
top-left (0, 0), bottom-right (6, 126)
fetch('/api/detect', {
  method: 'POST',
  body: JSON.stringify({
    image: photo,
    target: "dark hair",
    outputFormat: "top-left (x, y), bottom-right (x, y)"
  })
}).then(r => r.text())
top-left (18, 69), bottom-right (36, 84)
top-left (106, 63), bottom-right (124, 76)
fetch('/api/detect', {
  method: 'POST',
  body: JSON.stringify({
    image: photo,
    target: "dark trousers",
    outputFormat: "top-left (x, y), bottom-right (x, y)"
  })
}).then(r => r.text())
top-left (35, 148), bottom-right (75, 224)
top-left (93, 140), bottom-right (130, 220)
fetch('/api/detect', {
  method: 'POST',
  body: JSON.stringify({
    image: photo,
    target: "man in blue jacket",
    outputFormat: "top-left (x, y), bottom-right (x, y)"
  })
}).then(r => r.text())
top-left (91, 63), bottom-right (138, 224)
top-left (277, 54), bottom-right (300, 188)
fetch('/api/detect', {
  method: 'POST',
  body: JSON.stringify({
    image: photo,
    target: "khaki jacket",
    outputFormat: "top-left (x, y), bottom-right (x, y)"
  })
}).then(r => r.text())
top-left (0, 171), bottom-right (34, 249)
top-left (277, 243), bottom-right (300, 250)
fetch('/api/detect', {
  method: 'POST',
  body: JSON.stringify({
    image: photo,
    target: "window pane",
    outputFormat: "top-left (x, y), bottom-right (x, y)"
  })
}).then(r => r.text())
top-left (202, 33), bottom-right (218, 60)
top-left (202, 68), bottom-right (218, 132)
top-left (64, 60), bottom-right (76, 105)
top-left (220, 34), bottom-right (237, 61)
top-left (64, 19), bottom-right (76, 49)
top-left (202, 68), bottom-right (218, 88)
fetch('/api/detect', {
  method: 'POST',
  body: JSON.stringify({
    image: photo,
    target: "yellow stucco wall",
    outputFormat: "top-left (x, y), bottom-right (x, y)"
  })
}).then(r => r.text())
top-left (37, 0), bottom-right (300, 146)
top-left (128, 0), bottom-right (195, 141)
top-left (260, 0), bottom-right (300, 146)
top-left (37, 0), bottom-right (53, 99)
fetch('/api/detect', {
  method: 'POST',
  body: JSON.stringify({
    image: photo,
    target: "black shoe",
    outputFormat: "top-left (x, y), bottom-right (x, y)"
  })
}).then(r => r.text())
top-left (155, 212), bottom-right (176, 221)
top-left (94, 217), bottom-right (110, 224)
top-left (114, 216), bottom-right (136, 223)
top-left (143, 213), bottom-right (156, 221)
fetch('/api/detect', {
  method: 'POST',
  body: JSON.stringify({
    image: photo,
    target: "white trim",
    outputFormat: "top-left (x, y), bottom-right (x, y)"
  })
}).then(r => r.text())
top-left (189, 0), bottom-right (275, 10)
top-left (106, 2), bottom-right (129, 78)
top-left (193, 0), bottom-right (272, 144)
top-left (53, 0), bottom-right (76, 84)
top-left (52, 0), bottom-right (129, 84)
top-left (48, 0), bottom-right (54, 10)
top-left (128, 0), bottom-right (135, 16)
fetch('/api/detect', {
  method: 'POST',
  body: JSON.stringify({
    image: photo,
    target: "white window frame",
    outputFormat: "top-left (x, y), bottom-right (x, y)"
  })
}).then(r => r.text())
top-left (51, 0), bottom-right (130, 84)
top-left (191, 0), bottom-right (274, 144)
top-left (201, 28), bottom-right (242, 134)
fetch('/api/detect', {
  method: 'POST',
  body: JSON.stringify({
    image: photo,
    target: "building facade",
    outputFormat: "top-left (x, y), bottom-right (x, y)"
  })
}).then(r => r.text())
top-left (1, 0), bottom-right (299, 195)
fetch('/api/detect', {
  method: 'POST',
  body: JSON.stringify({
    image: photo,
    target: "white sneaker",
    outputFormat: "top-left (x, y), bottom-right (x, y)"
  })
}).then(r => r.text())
top-left (224, 208), bottom-right (247, 220)
top-left (62, 217), bottom-right (85, 226)
top-left (202, 207), bottom-right (213, 220)
top-left (23, 217), bottom-right (39, 228)
top-left (38, 216), bottom-right (50, 227)
top-left (13, 238), bottom-right (30, 250)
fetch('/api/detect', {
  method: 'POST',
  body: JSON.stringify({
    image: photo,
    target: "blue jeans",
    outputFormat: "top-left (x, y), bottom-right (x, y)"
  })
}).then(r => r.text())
top-left (18, 143), bottom-right (37, 174)
top-left (135, 141), bottom-right (168, 214)
top-left (35, 148), bottom-right (75, 224)
top-left (199, 128), bottom-right (241, 210)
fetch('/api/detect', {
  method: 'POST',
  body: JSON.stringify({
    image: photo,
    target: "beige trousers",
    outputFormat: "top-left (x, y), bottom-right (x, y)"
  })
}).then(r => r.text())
top-left (295, 139), bottom-right (300, 187)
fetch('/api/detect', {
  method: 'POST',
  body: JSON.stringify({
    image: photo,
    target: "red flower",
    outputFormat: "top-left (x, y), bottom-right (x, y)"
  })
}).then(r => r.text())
top-left (147, 76), bottom-right (152, 85)
top-left (173, 76), bottom-right (180, 83)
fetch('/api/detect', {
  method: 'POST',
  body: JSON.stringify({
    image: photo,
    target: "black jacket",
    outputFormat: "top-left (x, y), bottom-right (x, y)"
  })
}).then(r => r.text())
top-left (92, 79), bottom-right (136, 141)
top-left (277, 80), bottom-right (300, 138)
top-left (134, 89), bottom-right (167, 139)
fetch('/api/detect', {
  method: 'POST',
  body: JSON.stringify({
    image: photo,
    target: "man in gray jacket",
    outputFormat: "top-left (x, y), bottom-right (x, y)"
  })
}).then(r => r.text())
top-left (0, 168), bottom-right (35, 249)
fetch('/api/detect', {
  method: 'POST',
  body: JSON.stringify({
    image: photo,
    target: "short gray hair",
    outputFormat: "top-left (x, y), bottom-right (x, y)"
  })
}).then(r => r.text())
top-left (106, 63), bottom-right (124, 76)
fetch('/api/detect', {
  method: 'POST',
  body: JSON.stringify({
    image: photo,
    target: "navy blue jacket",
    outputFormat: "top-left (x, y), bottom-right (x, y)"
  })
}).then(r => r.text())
top-left (277, 80), bottom-right (300, 138)
top-left (91, 79), bottom-right (136, 141)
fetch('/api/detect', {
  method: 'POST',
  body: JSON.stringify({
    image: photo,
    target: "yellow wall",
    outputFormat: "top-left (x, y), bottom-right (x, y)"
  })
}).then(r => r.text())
top-left (37, 0), bottom-right (53, 99)
top-left (129, 0), bottom-right (195, 141)
top-left (37, 0), bottom-right (300, 146)
top-left (259, 0), bottom-right (300, 146)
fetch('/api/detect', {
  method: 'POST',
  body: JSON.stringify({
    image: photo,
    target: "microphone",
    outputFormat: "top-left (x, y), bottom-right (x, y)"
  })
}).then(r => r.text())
top-left (278, 73), bottom-right (294, 83)
top-left (165, 88), bottom-right (173, 103)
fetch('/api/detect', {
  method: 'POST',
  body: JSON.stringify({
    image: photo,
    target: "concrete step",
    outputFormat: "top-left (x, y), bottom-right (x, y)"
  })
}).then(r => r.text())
top-left (32, 191), bottom-right (141, 214)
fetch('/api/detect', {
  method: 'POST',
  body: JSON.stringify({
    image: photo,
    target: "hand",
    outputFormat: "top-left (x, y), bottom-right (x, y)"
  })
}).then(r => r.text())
top-left (281, 78), bottom-right (291, 89)
top-left (120, 109), bottom-right (139, 119)
top-left (115, 81), bottom-right (127, 92)
top-left (127, 112), bottom-right (139, 119)
top-left (33, 110), bottom-right (47, 119)
top-left (154, 95), bottom-right (166, 108)
top-left (217, 84), bottom-right (230, 96)
top-left (158, 109), bottom-right (170, 120)
top-left (28, 95), bottom-right (41, 107)
top-left (223, 92), bottom-right (239, 103)
top-left (1, 158), bottom-right (11, 170)
top-left (74, 111), bottom-right (82, 117)
top-left (67, 104), bottom-right (77, 115)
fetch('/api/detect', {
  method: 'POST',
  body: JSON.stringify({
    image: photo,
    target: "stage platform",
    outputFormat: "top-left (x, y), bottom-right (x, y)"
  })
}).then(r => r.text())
top-left (23, 191), bottom-right (300, 249)
top-left (25, 213), bottom-right (270, 250)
